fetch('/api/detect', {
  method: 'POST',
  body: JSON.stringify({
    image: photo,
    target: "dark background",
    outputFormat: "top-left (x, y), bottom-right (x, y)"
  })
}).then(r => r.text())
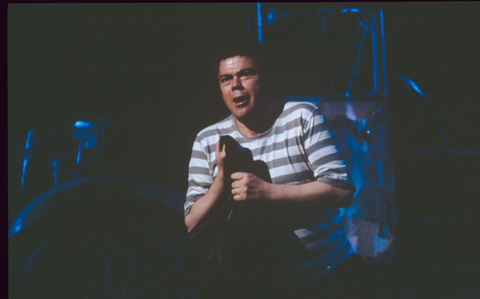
top-left (7, 3), bottom-right (480, 297)
top-left (8, 1), bottom-right (480, 255)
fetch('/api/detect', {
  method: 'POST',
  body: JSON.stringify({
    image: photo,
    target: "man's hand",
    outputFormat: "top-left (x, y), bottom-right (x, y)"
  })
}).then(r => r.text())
top-left (231, 172), bottom-right (271, 202)
top-left (231, 173), bottom-right (353, 210)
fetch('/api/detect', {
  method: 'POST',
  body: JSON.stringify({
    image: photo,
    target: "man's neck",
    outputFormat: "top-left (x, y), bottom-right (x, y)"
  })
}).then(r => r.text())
top-left (234, 100), bottom-right (283, 137)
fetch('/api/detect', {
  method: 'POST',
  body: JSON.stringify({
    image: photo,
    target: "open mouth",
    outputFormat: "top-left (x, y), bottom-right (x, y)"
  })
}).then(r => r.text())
top-left (233, 95), bottom-right (249, 106)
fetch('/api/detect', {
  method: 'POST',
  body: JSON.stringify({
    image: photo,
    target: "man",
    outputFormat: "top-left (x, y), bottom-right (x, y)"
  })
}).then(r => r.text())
top-left (184, 40), bottom-right (359, 298)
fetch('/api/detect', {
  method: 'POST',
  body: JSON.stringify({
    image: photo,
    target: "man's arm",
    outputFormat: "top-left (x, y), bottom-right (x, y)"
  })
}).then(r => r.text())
top-left (230, 172), bottom-right (353, 210)
top-left (185, 142), bottom-right (226, 233)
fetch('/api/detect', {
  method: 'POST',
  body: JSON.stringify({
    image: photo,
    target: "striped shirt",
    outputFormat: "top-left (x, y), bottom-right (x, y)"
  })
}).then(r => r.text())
top-left (185, 101), bottom-right (356, 282)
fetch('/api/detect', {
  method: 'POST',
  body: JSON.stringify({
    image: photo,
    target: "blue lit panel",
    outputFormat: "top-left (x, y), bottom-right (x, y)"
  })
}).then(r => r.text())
top-left (398, 75), bottom-right (426, 98)
top-left (257, 2), bottom-right (263, 44)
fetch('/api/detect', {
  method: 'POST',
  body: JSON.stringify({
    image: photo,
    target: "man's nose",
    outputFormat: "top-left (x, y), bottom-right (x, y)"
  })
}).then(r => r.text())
top-left (232, 76), bottom-right (243, 90)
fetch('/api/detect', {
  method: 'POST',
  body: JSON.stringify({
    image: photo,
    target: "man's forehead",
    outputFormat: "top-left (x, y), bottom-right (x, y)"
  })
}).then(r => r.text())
top-left (219, 55), bottom-right (258, 72)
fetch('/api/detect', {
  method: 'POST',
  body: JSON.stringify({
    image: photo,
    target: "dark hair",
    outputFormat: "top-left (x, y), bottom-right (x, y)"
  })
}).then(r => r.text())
top-left (212, 37), bottom-right (271, 79)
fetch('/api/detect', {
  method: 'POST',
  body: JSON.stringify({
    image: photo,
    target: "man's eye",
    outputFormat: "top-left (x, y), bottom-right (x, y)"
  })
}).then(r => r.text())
top-left (221, 77), bottom-right (231, 83)
top-left (241, 70), bottom-right (257, 78)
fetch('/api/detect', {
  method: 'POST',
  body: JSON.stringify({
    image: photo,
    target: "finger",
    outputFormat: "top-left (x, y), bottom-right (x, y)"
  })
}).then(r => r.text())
top-left (232, 194), bottom-right (244, 202)
top-left (231, 180), bottom-right (246, 190)
top-left (231, 172), bottom-right (247, 180)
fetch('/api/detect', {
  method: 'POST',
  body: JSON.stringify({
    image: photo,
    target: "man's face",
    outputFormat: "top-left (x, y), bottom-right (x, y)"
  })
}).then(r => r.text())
top-left (218, 55), bottom-right (269, 123)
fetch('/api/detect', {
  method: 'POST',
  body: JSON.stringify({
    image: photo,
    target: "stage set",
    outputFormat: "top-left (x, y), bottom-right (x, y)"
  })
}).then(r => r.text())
top-left (8, 3), bottom-right (479, 298)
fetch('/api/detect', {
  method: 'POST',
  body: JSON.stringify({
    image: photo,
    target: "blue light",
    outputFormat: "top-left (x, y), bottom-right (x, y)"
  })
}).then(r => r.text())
top-left (410, 81), bottom-right (423, 95)
top-left (21, 129), bottom-right (34, 189)
top-left (77, 140), bottom-right (82, 164)
top-left (11, 223), bottom-right (22, 236)
top-left (73, 120), bottom-right (93, 128)
top-left (380, 10), bottom-right (388, 97)
top-left (358, 19), bottom-right (368, 29)
top-left (25, 129), bottom-right (33, 150)
top-left (267, 9), bottom-right (275, 26)
top-left (342, 20), bottom-right (369, 98)
top-left (398, 76), bottom-right (426, 98)
top-left (368, 14), bottom-right (377, 96)
top-left (342, 8), bottom-right (360, 13)
top-left (25, 243), bottom-right (45, 268)
top-left (257, 2), bottom-right (263, 44)
top-left (439, 133), bottom-right (451, 144)
top-left (323, 8), bottom-right (329, 13)
top-left (52, 159), bottom-right (59, 187)
top-left (21, 159), bottom-right (27, 188)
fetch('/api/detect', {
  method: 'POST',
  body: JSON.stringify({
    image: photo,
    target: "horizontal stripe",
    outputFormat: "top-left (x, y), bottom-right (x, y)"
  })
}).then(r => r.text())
top-left (266, 154), bottom-right (309, 170)
top-left (308, 145), bottom-right (341, 165)
top-left (281, 101), bottom-right (318, 116)
top-left (185, 101), bottom-right (353, 279)
top-left (269, 117), bottom-right (309, 137)
top-left (271, 170), bottom-right (314, 185)
top-left (196, 117), bottom-right (235, 140)
top-left (305, 138), bottom-right (339, 155)
top-left (318, 167), bottom-right (349, 179)
top-left (248, 136), bottom-right (305, 157)
top-left (311, 153), bottom-right (345, 170)
top-left (187, 173), bottom-right (212, 186)
top-left (304, 120), bottom-right (332, 139)
top-left (190, 149), bottom-right (207, 159)
top-left (188, 166), bottom-right (210, 175)
top-left (187, 177), bottom-right (211, 189)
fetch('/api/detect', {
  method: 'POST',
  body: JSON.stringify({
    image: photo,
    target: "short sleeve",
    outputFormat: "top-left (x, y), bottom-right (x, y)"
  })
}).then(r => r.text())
top-left (303, 110), bottom-right (356, 191)
top-left (184, 138), bottom-right (214, 217)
